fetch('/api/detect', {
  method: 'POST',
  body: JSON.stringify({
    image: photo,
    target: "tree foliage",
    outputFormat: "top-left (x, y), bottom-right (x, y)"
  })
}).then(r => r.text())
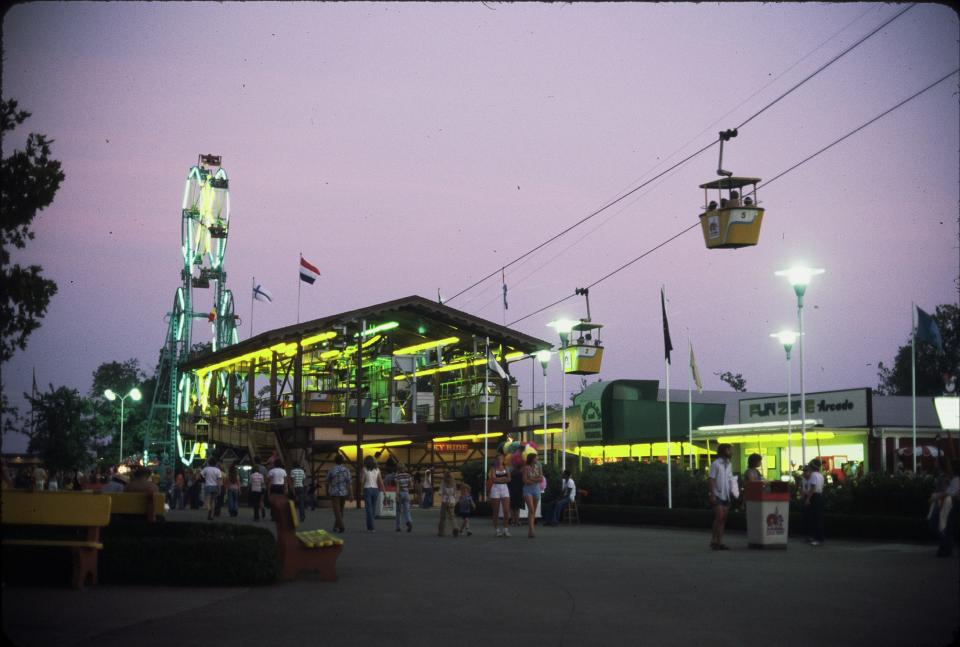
top-left (716, 371), bottom-right (747, 392)
top-left (0, 98), bottom-right (64, 363)
top-left (875, 304), bottom-right (959, 396)
top-left (25, 385), bottom-right (95, 473)
top-left (89, 359), bottom-right (152, 460)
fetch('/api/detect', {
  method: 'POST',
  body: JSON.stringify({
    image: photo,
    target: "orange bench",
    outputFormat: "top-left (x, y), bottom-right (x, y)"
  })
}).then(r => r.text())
top-left (1, 490), bottom-right (112, 589)
top-left (269, 494), bottom-right (342, 581)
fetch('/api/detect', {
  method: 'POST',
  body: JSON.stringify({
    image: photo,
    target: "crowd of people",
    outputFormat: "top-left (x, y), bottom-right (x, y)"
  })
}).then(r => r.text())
top-left (3, 448), bottom-right (957, 557)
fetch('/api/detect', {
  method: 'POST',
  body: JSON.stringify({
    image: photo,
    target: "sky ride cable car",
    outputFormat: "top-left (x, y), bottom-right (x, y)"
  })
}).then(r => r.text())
top-left (563, 288), bottom-right (604, 375)
top-left (698, 128), bottom-right (765, 249)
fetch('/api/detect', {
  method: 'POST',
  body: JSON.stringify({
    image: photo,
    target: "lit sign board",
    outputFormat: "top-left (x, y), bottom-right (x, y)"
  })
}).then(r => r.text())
top-left (739, 388), bottom-right (869, 428)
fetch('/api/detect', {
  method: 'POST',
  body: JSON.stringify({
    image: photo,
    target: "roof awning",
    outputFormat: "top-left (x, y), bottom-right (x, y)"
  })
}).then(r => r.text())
top-left (693, 420), bottom-right (836, 443)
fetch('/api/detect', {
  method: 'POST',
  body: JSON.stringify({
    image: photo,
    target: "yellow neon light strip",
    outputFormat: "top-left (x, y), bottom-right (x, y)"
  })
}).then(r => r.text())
top-left (345, 440), bottom-right (415, 449)
top-left (393, 337), bottom-right (460, 356)
top-left (533, 428), bottom-right (564, 435)
top-left (393, 355), bottom-right (513, 380)
top-left (442, 432), bottom-right (504, 442)
top-left (300, 331), bottom-right (337, 349)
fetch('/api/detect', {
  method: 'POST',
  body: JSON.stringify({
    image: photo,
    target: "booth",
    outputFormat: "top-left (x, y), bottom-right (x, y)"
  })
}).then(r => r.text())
top-left (745, 480), bottom-right (790, 549)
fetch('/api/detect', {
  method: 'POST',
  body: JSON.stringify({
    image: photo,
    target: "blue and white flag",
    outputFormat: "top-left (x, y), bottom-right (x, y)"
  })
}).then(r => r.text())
top-left (253, 283), bottom-right (273, 303)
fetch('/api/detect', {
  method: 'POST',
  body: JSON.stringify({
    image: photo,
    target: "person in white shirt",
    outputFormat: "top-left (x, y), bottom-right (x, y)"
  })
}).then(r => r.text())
top-left (200, 458), bottom-right (223, 521)
top-left (361, 456), bottom-right (385, 532)
top-left (248, 467), bottom-right (265, 522)
top-left (708, 443), bottom-right (733, 550)
top-left (546, 470), bottom-right (576, 526)
top-left (803, 459), bottom-right (826, 546)
top-left (266, 460), bottom-right (289, 521)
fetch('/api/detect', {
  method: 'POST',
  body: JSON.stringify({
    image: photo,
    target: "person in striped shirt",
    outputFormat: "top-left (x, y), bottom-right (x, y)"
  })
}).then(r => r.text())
top-left (290, 462), bottom-right (307, 523)
top-left (392, 463), bottom-right (414, 532)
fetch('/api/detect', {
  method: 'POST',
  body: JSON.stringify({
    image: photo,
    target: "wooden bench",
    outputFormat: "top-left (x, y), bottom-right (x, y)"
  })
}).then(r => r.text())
top-left (1, 490), bottom-right (112, 589)
top-left (269, 494), bottom-right (342, 582)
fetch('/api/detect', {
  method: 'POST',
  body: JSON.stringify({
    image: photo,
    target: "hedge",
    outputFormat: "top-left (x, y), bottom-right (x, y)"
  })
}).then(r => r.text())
top-left (99, 520), bottom-right (279, 586)
top-left (576, 504), bottom-right (946, 542)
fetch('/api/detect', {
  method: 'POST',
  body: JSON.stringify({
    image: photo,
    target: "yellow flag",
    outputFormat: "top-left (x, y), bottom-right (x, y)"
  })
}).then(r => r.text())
top-left (689, 343), bottom-right (703, 393)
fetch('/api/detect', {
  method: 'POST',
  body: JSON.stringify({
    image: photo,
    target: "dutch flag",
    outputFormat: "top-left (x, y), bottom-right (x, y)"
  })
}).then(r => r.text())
top-left (299, 256), bottom-right (320, 284)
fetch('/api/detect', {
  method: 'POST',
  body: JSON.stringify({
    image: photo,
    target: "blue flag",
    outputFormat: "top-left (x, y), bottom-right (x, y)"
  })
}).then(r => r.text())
top-left (915, 306), bottom-right (943, 353)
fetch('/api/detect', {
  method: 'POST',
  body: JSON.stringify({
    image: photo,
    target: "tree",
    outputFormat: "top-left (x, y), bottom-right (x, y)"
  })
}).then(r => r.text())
top-left (25, 385), bottom-right (95, 473)
top-left (876, 304), bottom-right (959, 396)
top-left (89, 359), bottom-right (151, 460)
top-left (0, 98), bottom-right (64, 364)
top-left (716, 371), bottom-right (747, 392)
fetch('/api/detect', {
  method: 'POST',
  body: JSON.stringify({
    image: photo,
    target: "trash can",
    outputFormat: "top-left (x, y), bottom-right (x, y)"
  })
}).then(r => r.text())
top-left (378, 487), bottom-right (397, 519)
top-left (745, 480), bottom-right (790, 549)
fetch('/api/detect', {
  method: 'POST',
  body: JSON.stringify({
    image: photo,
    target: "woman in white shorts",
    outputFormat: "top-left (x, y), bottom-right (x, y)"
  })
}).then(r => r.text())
top-left (488, 454), bottom-right (512, 537)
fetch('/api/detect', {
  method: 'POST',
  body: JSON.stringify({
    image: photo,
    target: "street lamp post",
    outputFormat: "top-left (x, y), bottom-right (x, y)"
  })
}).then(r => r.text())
top-left (548, 319), bottom-right (576, 471)
top-left (775, 266), bottom-right (823, 467)
top-left (536, 350), bottom-right (552, 466)
top-left (104, 387), bottom-right (142, 464)
top-left (771, 330), bottom-right (799, 477)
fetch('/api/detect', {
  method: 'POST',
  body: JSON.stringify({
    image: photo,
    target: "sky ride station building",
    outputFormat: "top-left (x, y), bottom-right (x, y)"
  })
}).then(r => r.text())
top-left (177, 295), bottom-right (554, 480)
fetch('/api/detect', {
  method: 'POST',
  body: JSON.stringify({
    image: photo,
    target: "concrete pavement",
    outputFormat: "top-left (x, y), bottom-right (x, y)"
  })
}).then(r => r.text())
top-left (3, 505), bottom-right (957, 647)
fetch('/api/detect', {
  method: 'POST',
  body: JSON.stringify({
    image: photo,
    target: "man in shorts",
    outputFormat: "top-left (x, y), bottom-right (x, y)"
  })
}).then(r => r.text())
top-left (708, 443), bottom-right (733, 550)
top-left (200, 457), bottom-right (223, 521)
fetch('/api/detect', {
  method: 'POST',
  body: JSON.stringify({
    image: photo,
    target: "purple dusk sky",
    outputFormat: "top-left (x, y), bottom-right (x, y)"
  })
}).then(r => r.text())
top-left (2, 3), bottom-right (958, 452)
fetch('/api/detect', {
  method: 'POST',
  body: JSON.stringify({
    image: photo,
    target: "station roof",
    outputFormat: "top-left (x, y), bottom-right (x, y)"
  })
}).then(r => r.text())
top-left (183, 294), bottom-right (553, 371)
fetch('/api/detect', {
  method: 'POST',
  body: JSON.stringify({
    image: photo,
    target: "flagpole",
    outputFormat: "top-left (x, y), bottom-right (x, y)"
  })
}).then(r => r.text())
top-left (297, 254), bottom-right (302, 324)
top-left (666, 355), bottom-right (672, 509)
top-left (688, 338), bottom-right (693, 471)
top-left (249, 276), bottom-right (255, 339)
top-left (484, 337), bottom-right (490, 494)
top-left (911, 302), bottom-right (917, 473)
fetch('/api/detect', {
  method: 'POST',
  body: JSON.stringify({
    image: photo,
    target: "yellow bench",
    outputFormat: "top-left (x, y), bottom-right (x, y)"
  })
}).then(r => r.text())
top-left (102, 492), bottom-right (165, 522)
top-left (269, 495), bottom-right (343, 581)
top-left (1, 490), bottom-right (112, 589)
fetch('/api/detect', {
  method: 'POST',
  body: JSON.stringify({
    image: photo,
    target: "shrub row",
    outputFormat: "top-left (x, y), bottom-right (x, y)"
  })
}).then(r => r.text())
top-left (573, 461), bottom-right (937, 518)
top-left (99, 521), bottom-right (279, 586)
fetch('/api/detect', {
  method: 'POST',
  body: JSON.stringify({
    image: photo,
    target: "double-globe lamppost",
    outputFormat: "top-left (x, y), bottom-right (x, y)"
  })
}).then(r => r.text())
top-left (535, 350), bottom-right (552, 465)
top-left (770, 330), bottom-right (799, 478)
top-left (104, 387), bottom-right (142, 464)
top-left (775, 266), bottom-right (824, 467)
top-left (548, 319), bottom-right (577, 471)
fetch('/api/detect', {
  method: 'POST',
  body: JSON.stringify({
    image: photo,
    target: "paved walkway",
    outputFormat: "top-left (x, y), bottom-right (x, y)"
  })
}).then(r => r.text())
top-left (3, 506), bottom-right (957, 647)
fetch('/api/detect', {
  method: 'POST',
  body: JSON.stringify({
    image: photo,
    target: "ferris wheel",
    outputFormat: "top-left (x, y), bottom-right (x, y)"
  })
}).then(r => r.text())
top-left (145, 154), bottom-right (240, 468)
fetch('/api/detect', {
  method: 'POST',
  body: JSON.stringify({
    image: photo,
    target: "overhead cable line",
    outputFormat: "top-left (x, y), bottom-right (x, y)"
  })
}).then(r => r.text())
top-left (445, 4), bottom-right (916, 305)
top-left (735, 3), bottom-right (915, 131)
top-left (507, 66), bottom-right (958, 327)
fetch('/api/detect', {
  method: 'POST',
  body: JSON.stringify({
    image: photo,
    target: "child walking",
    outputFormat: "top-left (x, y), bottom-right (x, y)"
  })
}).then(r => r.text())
top-left (438, 472), bottom-right (457, 537)
top-left (455, 483), bottom-right (476, 537)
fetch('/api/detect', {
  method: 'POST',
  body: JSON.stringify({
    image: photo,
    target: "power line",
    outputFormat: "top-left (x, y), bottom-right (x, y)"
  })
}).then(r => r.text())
top-left (736, 3), bottom-right (915, 131)
top-left (446, 4), bottom-right (916, 305)
top-left (507, 66), bottom-right (959, 328)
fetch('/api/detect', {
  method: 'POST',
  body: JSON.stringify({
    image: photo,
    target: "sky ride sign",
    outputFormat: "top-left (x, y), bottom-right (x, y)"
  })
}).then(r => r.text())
top-left (739, 388), bottom-right (870, 428)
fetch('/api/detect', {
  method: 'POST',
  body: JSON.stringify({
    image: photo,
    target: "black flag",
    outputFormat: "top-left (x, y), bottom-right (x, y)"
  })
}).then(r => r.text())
top-left (661, 287), bottom-right (673, 363)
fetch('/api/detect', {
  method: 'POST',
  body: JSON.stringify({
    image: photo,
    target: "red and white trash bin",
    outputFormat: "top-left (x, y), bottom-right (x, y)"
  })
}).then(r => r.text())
top-left (745, 480), bottom-right (790, 549)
